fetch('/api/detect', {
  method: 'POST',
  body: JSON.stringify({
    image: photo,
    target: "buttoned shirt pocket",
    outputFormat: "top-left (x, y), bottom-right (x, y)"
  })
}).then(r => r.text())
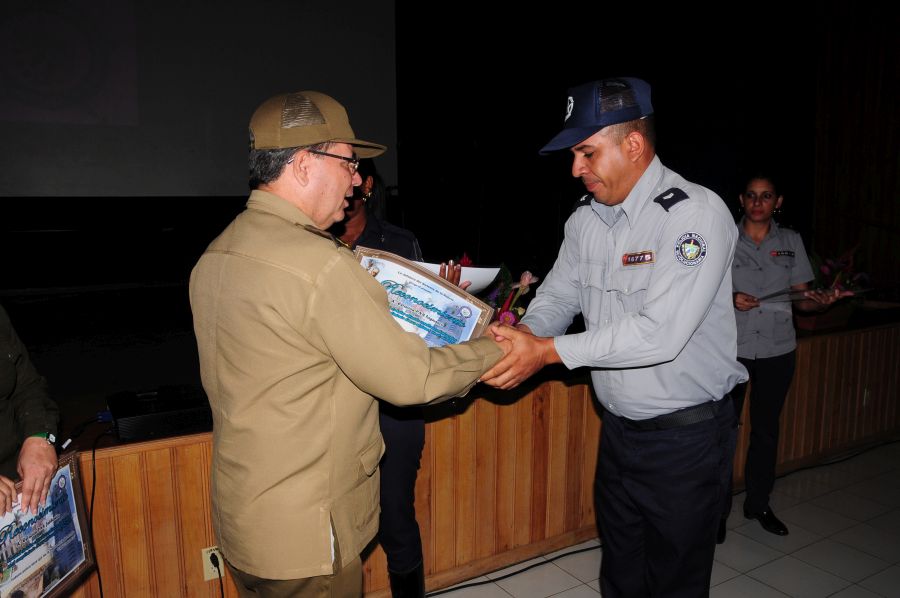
top-left (609, 267), bottom-right (653, 314)
top-left (577, 260), bottom-right (607, 328)
top-left (772, 310), bottom-right (795, 342)
top-left (770, 254), bottom-right (795, 289)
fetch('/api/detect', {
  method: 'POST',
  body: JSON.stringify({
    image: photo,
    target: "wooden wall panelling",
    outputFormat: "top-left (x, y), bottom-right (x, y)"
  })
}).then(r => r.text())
top-left (474, 399), bottom-right (498, 559)
top-left (495, 397), bottom-right (518, 552)
top-left (143, 448), bottom-right (182, 597)
top-left (512, 393), bottom-right (535, 548)
top-left (429, 414), bottom-right (457, 574)
top-left (454, 404), bottom-right (476, 565)
top-left (528, 382), bottom-right (550, 544)
top-left (546, 383), bottom-right (570, 538)
top-left (563, 383), bottom-right (586, 533)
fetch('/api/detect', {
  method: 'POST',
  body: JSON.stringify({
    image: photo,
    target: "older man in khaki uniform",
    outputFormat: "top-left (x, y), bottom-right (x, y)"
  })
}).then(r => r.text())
top-left (190, 91), bottom-right (505, 597)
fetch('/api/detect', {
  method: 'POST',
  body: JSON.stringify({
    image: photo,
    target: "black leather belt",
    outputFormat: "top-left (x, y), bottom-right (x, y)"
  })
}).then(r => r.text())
top-left (621, 396), bottom-right (729, 431)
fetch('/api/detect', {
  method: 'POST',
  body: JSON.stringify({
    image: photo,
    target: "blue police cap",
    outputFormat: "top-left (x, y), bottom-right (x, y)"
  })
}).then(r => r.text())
top-left (539, 77), bottom-right (654, 154)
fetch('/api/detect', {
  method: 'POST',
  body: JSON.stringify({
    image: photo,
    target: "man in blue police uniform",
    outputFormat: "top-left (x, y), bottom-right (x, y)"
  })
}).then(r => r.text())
top-left (482, 77), bottom-right (748, 597)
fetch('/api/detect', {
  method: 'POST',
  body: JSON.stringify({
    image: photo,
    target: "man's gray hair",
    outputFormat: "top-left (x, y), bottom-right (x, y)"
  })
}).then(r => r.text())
top-left (248, 132), bottom-right (333, 189)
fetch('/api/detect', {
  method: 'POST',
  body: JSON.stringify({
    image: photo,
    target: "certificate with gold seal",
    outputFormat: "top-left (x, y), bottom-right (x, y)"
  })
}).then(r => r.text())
top-left (355, 247), bottom-right (494, 347)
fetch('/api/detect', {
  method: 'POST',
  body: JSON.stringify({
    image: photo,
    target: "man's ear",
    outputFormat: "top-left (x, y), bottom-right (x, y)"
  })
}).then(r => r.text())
top-left (624, 131), bottom-right (646, 163)
top-left (289, 149), bottom-right (311, 186)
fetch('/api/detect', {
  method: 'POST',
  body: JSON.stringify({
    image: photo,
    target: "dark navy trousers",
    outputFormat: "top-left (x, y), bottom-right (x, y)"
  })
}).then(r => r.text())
top-left (377, 402), bottom-right (426, 574)
top-left (596, 399), bottom-right (735, 598)
top-left (731, 351), bottom-right (796, 513)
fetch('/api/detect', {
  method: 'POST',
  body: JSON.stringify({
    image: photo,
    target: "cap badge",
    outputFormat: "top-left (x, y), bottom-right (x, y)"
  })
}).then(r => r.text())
top-left (565, 96), bottom-right (574, 121)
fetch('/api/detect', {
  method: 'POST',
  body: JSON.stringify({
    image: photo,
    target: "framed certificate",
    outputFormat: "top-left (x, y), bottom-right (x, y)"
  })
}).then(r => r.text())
top-left (356, 247), bottom-right (494, 347)
top-left (0, 452), bottom-right (95, 598)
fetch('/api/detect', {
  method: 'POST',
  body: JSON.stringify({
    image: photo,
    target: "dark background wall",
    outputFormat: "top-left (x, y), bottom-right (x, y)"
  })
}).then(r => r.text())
top-left (0, 0), bottom-right (398, 197)
top-left (394, 5), bottom-right (819, 277)
top-left (0, 2), bottom-right (896, 439)
top-left (1, 0), bottom-right (396, 289)
top-left (3, 2), bottom-right (896, 290)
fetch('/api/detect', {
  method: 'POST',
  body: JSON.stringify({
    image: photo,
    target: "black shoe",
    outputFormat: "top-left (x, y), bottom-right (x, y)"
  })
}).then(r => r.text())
top-left (388, 562), bottom-right (425, 598)
top-left (743, 506), bottom-right (789, 536)
top-left (717, 517), bottom-right (728, 544)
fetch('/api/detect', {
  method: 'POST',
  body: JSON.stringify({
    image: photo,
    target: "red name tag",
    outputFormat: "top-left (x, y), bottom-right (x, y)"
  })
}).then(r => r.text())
top-left (622, 251), bottom-right (655, 266)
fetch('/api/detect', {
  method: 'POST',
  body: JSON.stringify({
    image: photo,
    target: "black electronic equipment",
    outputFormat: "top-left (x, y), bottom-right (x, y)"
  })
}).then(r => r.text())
top-left (107, 385), bottom-right (212, 442)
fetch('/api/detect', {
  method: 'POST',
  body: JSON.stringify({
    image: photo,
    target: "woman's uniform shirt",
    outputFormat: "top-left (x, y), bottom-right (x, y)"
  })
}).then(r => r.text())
top-left (732, 220), bottom-right (814, 359)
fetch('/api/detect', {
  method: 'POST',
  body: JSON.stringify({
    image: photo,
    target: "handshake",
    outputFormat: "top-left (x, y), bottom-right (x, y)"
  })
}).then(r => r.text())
top-left (480, 323), bottom-right (560, 390)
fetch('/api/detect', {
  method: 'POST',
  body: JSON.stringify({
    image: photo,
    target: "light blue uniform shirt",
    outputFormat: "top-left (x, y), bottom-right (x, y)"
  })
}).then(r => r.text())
top-left (522, 156), bottom-right (747, 420)
top-left (732, 220), bottom-right (814, 359)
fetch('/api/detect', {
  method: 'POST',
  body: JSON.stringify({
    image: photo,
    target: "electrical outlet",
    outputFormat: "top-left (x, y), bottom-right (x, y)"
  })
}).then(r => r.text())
top-left (201, 546), bottom-right (225, 581)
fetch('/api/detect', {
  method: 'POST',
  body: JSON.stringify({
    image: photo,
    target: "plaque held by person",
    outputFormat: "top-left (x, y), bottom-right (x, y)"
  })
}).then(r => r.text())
top-left (0, 452), bottom-right (95, 598)
top-left (355, 247), bottom-right (494, 347)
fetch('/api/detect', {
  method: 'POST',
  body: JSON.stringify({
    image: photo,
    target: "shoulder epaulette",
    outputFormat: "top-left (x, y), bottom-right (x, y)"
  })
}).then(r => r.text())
top-left (653, 188), bottom-right (689, 212)
top-left (571, 194), bottom-right (592, 212)
top-left (300, 224), bottom-right (350, 250)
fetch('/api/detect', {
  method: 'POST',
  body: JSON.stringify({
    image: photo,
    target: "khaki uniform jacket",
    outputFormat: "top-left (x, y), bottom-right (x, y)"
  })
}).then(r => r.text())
top-left (189, 191), bottom-right (501, 580)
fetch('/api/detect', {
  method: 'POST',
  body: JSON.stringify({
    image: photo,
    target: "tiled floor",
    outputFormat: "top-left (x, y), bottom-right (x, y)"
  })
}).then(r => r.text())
top-left (432, 441), bottom-right (900, 598)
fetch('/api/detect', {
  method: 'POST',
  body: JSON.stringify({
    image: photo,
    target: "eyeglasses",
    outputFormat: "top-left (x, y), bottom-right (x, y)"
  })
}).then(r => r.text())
top-left (307, 149), bottom-right (360, 174)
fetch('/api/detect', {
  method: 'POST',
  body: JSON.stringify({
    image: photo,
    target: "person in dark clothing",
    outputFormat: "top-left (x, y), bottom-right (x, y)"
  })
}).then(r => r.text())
top-left (0, 304), bottom-right (59, 516)
top-left (330, 159), bottom-right (465, 598)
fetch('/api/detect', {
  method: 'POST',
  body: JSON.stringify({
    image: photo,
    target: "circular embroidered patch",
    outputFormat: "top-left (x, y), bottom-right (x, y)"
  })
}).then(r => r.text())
top-left (675, 232), bottom-right (707, 266)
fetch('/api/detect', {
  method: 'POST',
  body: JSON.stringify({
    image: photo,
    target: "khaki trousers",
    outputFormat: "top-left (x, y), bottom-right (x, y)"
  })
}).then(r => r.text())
top-left (226, 538), bottom-right (362, 598)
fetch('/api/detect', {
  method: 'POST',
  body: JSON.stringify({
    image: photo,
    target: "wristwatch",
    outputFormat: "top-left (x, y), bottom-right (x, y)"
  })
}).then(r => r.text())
top-left (30, 432), bottom-right (57, 446)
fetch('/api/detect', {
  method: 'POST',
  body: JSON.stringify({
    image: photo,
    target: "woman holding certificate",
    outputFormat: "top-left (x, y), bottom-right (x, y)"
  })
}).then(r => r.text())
top-left (331, 159), bottom-right (464, 598)
top-left (726, 172), bottom-right (848, 540)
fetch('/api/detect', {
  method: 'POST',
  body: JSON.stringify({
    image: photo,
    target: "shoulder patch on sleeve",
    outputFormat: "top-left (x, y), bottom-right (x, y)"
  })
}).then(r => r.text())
top-left (653, 187), bottom-right (689, 212)
top-left (674, 232), bottom-right (707, 266)
top-left (571, 194), bottom-right (592, 212)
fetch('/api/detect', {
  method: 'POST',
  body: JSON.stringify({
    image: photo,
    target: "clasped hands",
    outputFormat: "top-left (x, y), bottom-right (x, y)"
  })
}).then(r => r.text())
top-left (481, 323), bottom-right (560, 390)
top-left (436, 263), bottom-right (556, 390)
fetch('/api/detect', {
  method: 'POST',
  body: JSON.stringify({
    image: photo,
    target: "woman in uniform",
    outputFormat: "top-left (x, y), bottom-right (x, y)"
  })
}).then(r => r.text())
top-left (727, 173), bottom-right (849, 539)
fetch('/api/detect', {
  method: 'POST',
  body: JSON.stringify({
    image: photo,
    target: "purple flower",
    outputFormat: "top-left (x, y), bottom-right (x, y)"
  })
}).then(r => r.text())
top-left (498, 310), bottom-right (518, 326)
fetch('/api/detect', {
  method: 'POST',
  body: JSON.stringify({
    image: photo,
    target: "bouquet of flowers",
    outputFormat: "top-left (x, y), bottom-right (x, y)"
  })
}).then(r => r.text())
top-left (811, 246), bottom-right (868, 293)
top-left (481, 264), bottom-right (540, 326)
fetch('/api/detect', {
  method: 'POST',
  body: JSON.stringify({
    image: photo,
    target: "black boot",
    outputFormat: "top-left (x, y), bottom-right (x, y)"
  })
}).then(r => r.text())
top-left (388, 562), bottom-right (425, 598)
